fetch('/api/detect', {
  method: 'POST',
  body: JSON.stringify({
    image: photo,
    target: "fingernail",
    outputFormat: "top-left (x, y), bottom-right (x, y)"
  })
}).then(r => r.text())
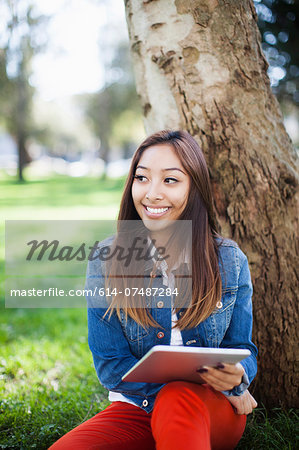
top-left (217, 363), bottom-right (225, 369)
top-left (197, 368), bottom-right (208, 373)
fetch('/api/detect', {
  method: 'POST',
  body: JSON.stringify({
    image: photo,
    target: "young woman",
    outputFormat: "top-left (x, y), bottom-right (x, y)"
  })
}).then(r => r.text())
top-left (50, 130), bottom-right (258, 450)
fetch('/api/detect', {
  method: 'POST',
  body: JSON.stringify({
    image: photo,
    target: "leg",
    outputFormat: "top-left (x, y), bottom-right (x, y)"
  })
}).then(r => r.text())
top-left (48, 401), bottom-right (155, 450)
top-left (151, 381), bottom-right (246, 450)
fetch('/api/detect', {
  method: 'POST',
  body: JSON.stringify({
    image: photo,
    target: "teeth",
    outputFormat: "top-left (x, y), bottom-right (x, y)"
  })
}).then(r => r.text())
top-left (146, 207), bottom-right (169, 214)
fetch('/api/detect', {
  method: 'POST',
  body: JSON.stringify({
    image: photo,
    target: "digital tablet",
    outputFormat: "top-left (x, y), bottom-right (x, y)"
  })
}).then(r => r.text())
top-left (122, 345), bottom-right (251, 384)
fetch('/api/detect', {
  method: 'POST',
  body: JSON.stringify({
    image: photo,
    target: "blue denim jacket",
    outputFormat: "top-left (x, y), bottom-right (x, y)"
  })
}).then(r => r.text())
top-left (86, 236), bottom-right (258, 414)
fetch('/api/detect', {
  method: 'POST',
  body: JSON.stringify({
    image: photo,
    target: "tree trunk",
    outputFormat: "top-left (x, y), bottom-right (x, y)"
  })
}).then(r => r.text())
top-left (124, 0), bottom-right (299, 408)
top-left (17, 132), bottom-right (25, 182)
top-left (16, 71), bottom-right (29, 182)
top-left (99, 140), bottom-right (110, 180)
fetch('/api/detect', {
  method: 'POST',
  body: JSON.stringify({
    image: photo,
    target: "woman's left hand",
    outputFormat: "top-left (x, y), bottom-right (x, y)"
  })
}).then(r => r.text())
top-left (197, 362), bottom-right (245, 391)
top-left (225, 390), bottom-right (258, 415)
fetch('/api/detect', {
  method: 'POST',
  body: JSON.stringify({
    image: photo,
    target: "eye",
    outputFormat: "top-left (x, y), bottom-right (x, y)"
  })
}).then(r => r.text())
top-left (164, 177), bottom-right (178, 184)
top-left (134, 175), bottom-right (147, 182)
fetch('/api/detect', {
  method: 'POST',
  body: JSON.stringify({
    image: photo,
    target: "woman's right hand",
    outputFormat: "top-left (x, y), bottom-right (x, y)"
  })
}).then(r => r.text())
top-left (226, 390), bottom-right (258, 415)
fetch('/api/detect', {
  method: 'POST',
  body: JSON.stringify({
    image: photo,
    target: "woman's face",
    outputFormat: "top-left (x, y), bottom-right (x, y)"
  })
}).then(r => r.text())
top-left (131, 144), bottom-right (190, 231)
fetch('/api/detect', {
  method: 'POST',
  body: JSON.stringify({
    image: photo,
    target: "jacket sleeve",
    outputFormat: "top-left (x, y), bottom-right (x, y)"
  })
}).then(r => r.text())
top-left (220, 251), bottom-right (258, 397)
top-left (85, 258), bottom-right (164, 412)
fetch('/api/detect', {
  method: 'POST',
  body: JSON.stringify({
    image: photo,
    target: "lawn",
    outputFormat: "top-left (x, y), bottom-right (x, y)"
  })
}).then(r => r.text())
top-left (0, 174), bottom-right (297, 449)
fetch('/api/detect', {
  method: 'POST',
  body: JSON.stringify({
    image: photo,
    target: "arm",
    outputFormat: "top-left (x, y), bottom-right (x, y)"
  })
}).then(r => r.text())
top-left (198, 251), bottom-right (258, 412)
top-left (225, 389), bottom-right (258, 415)
top-left (86, 258), bottom-right (164, 412)
top-left (220, 252), bottom-right (258, 394)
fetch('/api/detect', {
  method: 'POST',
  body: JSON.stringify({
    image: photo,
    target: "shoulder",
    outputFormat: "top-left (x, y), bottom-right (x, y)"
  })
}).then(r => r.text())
top-left (215, 236), bottom-right (248, 278)
top-left (215, 236), bottom-right (238, 248)
top-left (87, 235), bottom-right (116, 275)
top-left (96, 235), bottom-right (116, 249)
top-left (85, 235), bottom-right (116, 308)
top-left (215, 236), bottom-right (246, 258)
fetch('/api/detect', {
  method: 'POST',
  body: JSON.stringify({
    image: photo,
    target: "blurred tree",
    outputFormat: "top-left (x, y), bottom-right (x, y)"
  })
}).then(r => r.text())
top-left (254, 0), bottom-right (299, 104)
top-left (124, 0), bottom-right (298, 408)
top-left (0, 48), bottom-right (14, 128)
top-left (0, 0), bottom-right (48, 181)
top-left (80, 41), bottom-right (142, 178)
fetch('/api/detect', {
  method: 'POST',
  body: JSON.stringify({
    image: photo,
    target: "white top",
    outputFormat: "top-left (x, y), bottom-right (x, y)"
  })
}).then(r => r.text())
top-left (108, 240), bottom-right (185, 406)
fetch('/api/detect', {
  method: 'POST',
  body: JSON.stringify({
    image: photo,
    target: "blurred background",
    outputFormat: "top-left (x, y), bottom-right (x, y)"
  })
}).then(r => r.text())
top-left (0, 1), bottom-right (298, 447)
top-left (0, 0), bottom-right (145, 184)
top-left (0, 0), bottom-right (298, 185)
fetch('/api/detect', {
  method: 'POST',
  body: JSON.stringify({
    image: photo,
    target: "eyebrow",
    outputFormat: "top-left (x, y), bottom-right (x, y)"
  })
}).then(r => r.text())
top-left (136, 165), bottom-right (186, 174)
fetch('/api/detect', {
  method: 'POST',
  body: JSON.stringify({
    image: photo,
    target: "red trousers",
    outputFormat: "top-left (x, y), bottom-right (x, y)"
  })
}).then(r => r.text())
top-left (49, 382), bottom-right (246, 450)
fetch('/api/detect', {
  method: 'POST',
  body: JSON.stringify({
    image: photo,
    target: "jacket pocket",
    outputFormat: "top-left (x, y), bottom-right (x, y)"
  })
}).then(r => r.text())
top-left (202, 289), bottom-right (237, 347)
top-left (119, 310), bottom-right (149, 342)
top-left (211, 288), bottom-right (237, 315)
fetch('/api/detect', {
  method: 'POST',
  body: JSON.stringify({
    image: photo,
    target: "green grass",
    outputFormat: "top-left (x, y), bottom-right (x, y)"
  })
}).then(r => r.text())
top-left (0, 174), bottom-right (122, 448)
top-left (0, 174), bottom-right (125, 221)
top-left (0, 308), bottom-right (110, 449)
top-left (237, 407), bottom-right (298, 449)
top-left (0, 174), bottom-right (298, 449)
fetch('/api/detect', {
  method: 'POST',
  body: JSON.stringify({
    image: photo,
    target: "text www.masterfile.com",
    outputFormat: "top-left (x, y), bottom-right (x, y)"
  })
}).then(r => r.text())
top-left (9, 287), bottom-right (97, 297)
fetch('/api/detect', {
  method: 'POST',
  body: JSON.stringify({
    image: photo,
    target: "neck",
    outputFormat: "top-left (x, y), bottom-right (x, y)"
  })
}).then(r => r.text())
top-left (150, 227), bottom-right (179, 271)
top-left (149, 228), bottom-right (171, 252)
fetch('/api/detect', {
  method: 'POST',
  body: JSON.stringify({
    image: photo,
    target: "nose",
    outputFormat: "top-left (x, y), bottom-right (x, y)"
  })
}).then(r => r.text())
top-left (145, 183), bottom-right (163, 202)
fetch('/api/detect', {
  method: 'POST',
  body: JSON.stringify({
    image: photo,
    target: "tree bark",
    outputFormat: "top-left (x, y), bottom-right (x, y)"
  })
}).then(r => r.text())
top-left (124, 0), bottom-right (299, 408)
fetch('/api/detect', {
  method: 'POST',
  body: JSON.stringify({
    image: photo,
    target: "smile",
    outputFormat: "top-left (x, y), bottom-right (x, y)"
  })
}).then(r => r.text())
top-left (143, 206), bottom-right (170, 216)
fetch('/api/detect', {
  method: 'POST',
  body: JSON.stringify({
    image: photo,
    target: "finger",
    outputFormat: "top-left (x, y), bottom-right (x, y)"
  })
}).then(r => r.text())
top-left (199, 375), bottom-right (238, 391)
top-left (214, 363), bottom-right (245, 376)
top-left (236, 405), bottom-right (245, 415)
top-left (235, 399), bottom-right (247, 415)
top-left (230, 403), bottom-right (240, 414)
top-left (244, 395), bottom-right (252, 415)
top-left (227, 397), bottom-right (243, 415)
top-left (243, 392), bottom-right (256, 414)
top-left (200, 366), bottom-right (237, 379)
top-left (200, 366), bottom-right (242, 386)
top-left (198, 371), bottom-right (237, 391)
top-left (250, 396), bottom-right (258, 409)
top-left (197, 372), bottom-right (227, 391)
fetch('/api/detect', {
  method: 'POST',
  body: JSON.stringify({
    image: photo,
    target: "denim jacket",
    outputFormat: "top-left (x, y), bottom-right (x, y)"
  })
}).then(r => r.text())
top-left (86, 236), bottom-right (258, 414)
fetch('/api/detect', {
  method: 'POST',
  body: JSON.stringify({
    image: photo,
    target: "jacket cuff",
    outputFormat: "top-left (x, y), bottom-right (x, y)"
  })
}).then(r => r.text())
top-left (221, 370), bottom-right (250, 397)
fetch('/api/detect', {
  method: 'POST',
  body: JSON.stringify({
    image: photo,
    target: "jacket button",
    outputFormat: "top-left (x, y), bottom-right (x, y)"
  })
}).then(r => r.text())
top-left (216, 301), bottom-right (223, 309)
top-left (142, 399), bottom-right (148, 407)
top-left (157, 301), bottom-right (164, 308)
top-left (157, 331), bottom-right (164, 339)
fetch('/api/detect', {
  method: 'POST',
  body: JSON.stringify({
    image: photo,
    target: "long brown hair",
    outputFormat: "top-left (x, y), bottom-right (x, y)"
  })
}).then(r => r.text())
top-left (105, 130), bottom-right (223, 330)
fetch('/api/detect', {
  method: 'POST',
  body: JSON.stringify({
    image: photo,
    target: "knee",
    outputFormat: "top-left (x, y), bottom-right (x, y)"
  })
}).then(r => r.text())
top-left (152, 382), bottom-right (211, 436)
top-left (155, 381), bottom-right (208, 409)
top-left (158, 381), bottom-right (187, 396)
top-left (157, 380), bottom-right (206, 397)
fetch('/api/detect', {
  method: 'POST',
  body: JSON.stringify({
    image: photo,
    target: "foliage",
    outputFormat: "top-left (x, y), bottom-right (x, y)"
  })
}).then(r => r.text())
top-left (254, 0), bottom-right (299, 104)
top-left (79, 42), bottom-right (143, 163)
top-left (0, 0), bottom-right (49, 180)
top-left (0, 49), bottom-right (14, 127)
